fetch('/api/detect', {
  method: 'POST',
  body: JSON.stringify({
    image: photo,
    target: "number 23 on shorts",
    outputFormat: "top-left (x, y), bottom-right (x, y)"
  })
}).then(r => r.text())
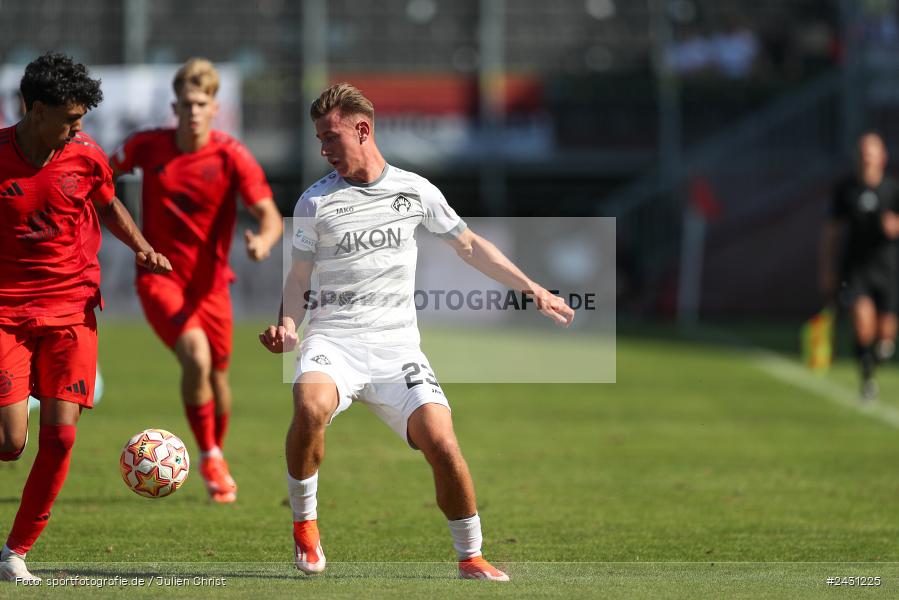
top-left (402, 362), bottom-right (439, 389)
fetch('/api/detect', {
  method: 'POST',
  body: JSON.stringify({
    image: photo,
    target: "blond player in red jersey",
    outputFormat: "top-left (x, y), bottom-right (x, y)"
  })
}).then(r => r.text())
top-left (111, 59), bottom-right (282, 503)
top-left (0, 53), bottom-right (171, 583)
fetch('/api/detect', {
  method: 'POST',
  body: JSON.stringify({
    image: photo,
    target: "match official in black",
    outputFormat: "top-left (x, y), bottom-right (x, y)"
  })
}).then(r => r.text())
top-left (820, 131), bottom-right (899, 400)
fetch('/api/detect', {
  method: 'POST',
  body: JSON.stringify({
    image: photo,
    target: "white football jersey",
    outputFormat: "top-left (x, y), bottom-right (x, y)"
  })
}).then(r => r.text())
top-left (291, 164), bottom-right (466, 345)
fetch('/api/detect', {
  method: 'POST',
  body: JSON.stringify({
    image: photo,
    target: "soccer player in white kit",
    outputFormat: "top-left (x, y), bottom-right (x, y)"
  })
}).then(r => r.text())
top-left (260, 83), bottom-right (574, 581)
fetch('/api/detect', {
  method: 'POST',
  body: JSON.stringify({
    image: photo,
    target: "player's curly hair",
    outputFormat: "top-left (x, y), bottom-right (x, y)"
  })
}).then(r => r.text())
top-left (19, 52), bottom-right (103, 111)
top-left (311, 82), bottom-right (374, 123)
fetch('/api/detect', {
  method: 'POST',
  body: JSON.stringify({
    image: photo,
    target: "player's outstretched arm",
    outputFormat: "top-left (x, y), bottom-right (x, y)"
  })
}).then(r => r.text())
top-left (245, 199), bottom-right (284, 261)
top-left (93, 196), bottom-right (172, 274)
top-left (446, 228), bottom-right (574, 327)
top-left (260, 258), bottom-right (313, 353)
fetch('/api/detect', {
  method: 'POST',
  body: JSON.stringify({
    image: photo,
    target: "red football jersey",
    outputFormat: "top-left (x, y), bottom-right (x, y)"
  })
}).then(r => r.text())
top-left (0, 126), bottom-right (114, 322)
top-left (111, 129), bottom-right (272, 294)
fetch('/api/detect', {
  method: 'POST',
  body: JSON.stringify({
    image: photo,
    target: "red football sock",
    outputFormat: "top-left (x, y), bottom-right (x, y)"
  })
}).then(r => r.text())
top-left (0, 446), bottom-right (24, 461)
top-left (5, 425), bottom-right (76, 555)
top-left (185, 401), bottom-right (216, 453)
top-left (214, 411), bottom-right (230, 450)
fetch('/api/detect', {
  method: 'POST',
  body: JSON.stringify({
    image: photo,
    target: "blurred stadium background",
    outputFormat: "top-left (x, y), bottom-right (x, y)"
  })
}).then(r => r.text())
top-left (1, 0), bottom-right (887, 324)
top-left (6, 3), bottom-right (899, 596)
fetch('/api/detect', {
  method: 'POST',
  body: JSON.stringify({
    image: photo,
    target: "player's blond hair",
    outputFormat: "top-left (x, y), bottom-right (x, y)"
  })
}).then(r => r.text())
top-left (173, 58), bottom-right (220, 97)
top-left (310, 82), bottom-right (374, 123)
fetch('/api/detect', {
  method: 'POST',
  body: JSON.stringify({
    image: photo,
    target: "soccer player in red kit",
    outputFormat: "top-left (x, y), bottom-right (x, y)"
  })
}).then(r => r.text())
top-left (111, 58), bottom-right (282, 503)
top-left (0, 53), bottom-right (171, 582)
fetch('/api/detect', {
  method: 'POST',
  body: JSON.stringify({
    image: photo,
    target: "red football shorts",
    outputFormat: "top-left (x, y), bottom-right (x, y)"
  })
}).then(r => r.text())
top-left (0, 311), bottom-right (98, 408)
top-left (136, 276), bottom-right (233, 370)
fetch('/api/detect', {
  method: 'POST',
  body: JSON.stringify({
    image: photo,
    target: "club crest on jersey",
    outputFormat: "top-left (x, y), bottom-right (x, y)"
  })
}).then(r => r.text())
top-left (392, 195), bottom-right (412, 214)
top-left (310, 354), bottom-right (331, 366)
top-left (858, 190), bottom-right (879, 212)
top-left (58, 173), bottom-right (81, 197)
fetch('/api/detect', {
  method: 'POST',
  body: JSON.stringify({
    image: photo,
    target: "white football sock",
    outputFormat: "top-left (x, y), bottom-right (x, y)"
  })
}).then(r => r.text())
top-left (287, 471), bottom-right (318, 522)
top-left (201, 447), bottom-right (222, 459)
top-left (448, 513), bottom-right (483, 560)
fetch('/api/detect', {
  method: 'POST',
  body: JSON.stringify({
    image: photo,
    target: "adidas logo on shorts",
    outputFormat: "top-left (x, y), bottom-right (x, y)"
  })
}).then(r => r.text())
top-left (310, 355), bottom-right (331, 366)
top-left (64, 379), bottom-right (88, 396)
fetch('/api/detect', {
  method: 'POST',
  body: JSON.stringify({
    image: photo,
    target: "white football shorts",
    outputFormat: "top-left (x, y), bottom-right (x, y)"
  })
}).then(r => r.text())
top-left (295, 334), bottom-right (451, 447)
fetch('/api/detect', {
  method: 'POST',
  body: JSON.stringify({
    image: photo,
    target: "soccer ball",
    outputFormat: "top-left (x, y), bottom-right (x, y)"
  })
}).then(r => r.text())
top-left (120, 429), bottom-right (190, 498)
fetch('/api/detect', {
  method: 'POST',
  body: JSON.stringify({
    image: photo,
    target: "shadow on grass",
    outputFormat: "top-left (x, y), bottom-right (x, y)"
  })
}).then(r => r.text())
top-left (32, 567), bottom-right (298, 582)
top-left (29, 563), bottom-right (457, 582)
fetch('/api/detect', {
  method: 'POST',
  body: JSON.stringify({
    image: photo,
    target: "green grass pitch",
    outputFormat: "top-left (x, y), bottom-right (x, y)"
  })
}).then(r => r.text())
top-left (1, 320), bottom-right (899, 598)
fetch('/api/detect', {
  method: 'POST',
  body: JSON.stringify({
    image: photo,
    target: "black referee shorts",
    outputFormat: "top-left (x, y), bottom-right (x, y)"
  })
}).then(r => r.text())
top-left (842, 270), bottom-right (899, 314)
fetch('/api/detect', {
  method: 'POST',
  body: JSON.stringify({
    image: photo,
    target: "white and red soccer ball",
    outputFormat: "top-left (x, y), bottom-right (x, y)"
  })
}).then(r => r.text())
top-left (120, 429), bottom-right (190, 498)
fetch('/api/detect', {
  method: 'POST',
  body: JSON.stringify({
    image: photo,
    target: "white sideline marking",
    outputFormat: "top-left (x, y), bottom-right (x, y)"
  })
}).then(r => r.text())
top-left (751, 348), bottom-right (899, 430)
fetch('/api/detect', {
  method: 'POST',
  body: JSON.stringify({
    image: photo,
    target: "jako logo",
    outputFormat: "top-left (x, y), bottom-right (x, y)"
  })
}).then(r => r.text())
top-left (336, 228), bottom-right (401, 254)
top-left (392, 195), bottom-right (412, 214)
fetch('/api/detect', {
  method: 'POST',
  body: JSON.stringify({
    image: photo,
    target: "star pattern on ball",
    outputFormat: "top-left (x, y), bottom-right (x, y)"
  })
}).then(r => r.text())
top-left (161, 443), bottom-right (188, 480)
top-left (134, 466), bottom-right (168, 497)
top-left (125, 433), bottom-right (164, 467)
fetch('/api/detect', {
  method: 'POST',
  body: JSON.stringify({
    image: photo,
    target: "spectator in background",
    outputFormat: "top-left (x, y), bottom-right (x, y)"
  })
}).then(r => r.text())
top-left (711, 18), bottom-right (761, 79)
top-left (820, 131), bottom-right (899, 400)
top-left (666, 26), bottom-right (717, 77)
top-left (666, 20), bottom-right (760, 80)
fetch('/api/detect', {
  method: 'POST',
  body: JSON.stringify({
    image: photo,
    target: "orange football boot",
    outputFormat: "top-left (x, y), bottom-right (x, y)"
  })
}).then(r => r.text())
top-left (200, 455), bottom-right (237, 503)
top-left (458, 556), bottom-right (509, 581)
top-left (294, 520), bottom-right (326, 574)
